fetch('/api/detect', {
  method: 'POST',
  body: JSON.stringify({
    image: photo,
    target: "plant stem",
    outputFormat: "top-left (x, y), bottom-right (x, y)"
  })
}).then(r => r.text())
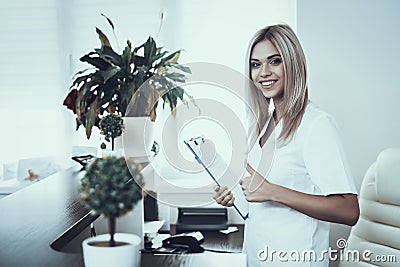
top-left (109, 216), bottom-right (116, 247)
top-left (112, 137), bottom-right (115, 151)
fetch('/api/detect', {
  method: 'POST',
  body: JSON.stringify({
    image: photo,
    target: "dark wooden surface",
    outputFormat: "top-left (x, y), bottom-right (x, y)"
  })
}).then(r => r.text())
top-left (0, 166), bottom-right (89, 267)
top-left (0, 166), bottom-right (245, 267)
top-left (169, 225), bottom-right (244, 253)
top-left (140, 225), bottom-right (244, 266)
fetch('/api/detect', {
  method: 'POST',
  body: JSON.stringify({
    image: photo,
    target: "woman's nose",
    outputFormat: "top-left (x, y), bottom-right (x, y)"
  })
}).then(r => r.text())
top-left (259, 63), bottom-right (271, 77)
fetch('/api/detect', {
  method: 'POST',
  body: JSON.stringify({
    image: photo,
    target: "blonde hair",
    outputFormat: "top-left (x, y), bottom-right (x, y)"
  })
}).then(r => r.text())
top-left (245, 24), bottom-right (309, 145)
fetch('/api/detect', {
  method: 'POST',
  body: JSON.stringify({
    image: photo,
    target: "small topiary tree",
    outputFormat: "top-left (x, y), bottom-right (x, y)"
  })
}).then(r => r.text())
top-left (80, 156), bottom-right (144, 247)
top-left (99, 113), bottom-right (125, 151)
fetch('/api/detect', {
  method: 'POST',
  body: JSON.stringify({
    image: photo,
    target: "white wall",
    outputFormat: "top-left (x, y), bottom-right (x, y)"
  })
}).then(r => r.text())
top-left (297, 0), bottom-right (400, 266)
top-left (167, 0), bottom-right (296, 72)
top-left (297, 0), bottom-right (400, 190)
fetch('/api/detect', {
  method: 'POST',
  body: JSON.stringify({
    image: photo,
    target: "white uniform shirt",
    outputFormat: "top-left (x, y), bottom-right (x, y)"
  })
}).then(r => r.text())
top-left (243, 102), bottom-right (357, 267)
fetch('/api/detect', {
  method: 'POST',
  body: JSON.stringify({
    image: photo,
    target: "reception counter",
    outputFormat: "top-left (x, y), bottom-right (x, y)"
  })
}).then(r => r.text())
top-left (0, 166), bottom-right (92, 266)
top-left (0, 166), bottom-right (245, 267)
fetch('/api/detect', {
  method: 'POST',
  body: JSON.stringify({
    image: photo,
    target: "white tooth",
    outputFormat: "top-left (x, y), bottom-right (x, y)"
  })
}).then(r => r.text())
top-left (262, 81), bottom-right (274, 86)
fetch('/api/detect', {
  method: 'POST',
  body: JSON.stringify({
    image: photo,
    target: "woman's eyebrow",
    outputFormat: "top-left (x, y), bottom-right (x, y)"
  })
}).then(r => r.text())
top-left (251, 54), bottom-right (281, 61)
top-left (267, 54), bottom-right (281, 60)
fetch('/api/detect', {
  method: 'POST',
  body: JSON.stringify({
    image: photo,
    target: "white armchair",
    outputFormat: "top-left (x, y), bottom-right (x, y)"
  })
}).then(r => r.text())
top-left (339, 148), bottom-right (400, 266)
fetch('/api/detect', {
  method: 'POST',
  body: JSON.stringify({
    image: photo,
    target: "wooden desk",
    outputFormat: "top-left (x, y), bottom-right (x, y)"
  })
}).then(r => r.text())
top-left (0, 166), bottom-right (245, 267)
top-left (0, 166), bottom-right (92, 267)
top-left (141, 225), bottom-right (244, 266)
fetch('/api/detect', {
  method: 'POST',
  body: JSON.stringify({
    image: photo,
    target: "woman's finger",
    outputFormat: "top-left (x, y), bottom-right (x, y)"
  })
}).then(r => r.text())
top-left (241, 180), bottom-right (247, 192)
top-left (213, 186), bottom-right (228, 202)
top-left (212, 185), bottom-right (226, 198)
top-left (226, 197), bottom-right (235, 207)
top-left (246, 163), bottom-right (256, 175)
top-left (217, 189), bottom-right (231, 201)
top-left (220, 193), bottom-right (233, 206)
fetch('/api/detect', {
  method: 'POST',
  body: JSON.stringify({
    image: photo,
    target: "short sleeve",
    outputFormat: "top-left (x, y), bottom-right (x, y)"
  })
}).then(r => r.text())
top-left (303, 114), bottom-right (357, 196)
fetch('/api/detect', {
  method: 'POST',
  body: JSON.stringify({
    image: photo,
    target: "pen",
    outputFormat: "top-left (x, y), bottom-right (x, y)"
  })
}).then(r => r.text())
top-left (183, 140), bottom-right (248, 220)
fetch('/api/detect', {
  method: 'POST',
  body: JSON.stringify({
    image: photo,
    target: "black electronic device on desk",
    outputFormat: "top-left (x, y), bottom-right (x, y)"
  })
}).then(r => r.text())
top-left (176, 207), bottom-right (228, 233)
top-left (154, 231), bottom-right (205, 254)
top-left (71, 154), bottom-right (95, 170)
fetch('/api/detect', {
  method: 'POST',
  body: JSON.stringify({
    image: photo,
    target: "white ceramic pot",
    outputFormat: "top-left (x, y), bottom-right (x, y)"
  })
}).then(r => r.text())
top-left (101, 148), bottom-right (124, 158)
top-left (82, 233), bottom-right (141, 267)
top-left (122, 117), bottom-right (155, 161)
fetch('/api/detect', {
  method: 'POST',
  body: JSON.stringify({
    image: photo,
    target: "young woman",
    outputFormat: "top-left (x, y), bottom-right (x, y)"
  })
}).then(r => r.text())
top-left (213, 24), bottom-right (359, 266)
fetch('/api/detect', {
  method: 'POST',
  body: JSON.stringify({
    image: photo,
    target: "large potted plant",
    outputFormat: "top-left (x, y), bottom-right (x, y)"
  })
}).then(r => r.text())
top-left (80, 156), bottom-right (144, 267)
top-left (63, 15), bottom-right (191, 156)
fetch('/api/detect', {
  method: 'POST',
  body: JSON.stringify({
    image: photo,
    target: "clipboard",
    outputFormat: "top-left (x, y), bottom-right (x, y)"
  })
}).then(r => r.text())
top-left (184, 137), bottom-right (249, 220)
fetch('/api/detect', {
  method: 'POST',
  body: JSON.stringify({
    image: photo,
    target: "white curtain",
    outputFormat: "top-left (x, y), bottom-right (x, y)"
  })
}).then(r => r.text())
top-left (0, 0), bottom-right (68, 167)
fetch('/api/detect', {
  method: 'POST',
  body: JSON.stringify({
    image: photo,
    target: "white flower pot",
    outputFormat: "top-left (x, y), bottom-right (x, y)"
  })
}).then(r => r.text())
top-left (123, 117), bottom-right (155, 161)
top-left (82, 233), bottom-right (141, 267)
top-left (101, 148), bottom-right (124, 158)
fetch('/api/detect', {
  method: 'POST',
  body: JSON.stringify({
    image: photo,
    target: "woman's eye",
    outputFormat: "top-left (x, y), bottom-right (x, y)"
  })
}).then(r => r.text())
top-left (250, 62), bottom-right (260, 68)
top-left (270, 58), bottom-right (282, 65)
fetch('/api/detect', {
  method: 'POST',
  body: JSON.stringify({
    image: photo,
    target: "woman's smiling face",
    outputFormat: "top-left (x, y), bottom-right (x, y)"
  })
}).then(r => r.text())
top-left (250, 39), bottom-right (285, 101)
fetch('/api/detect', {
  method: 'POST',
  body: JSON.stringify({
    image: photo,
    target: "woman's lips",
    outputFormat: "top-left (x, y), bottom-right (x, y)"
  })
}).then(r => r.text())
top-left (260, 80), bottom-right (277, 89)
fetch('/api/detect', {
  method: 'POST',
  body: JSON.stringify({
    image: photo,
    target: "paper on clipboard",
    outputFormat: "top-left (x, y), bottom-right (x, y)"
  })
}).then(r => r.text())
top-left (184, 137), bottom-right (249, 220)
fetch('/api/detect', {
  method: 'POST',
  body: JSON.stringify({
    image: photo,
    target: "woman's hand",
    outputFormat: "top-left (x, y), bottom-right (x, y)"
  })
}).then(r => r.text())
top-left (240, 163), bottom-right (276, 202)
top-left (240, 163), bottom-right (359, 225)
top-left (212, 185), bottom-right (235, 207)
top-left (214, 163), bottom-right (359, 225)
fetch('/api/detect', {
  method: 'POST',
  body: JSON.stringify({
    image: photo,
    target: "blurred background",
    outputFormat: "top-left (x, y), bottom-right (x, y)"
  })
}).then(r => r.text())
top-left (0, 1), bottom-right (399, 265)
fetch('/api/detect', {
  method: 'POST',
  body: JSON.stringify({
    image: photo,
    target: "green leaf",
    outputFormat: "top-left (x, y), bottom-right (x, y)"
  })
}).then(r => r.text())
top-left (72, 68), bottom-right (95, 79)
top-left (164, 72), bottom-right (186, 83)
top-left (75, 118), bottom-right (82, 130)
top-left (173, 86), bottom-right (184, 99)
top-left (153, 101), bottom-right (159, 116)
top-left (164, 92), bottom-right (177, 112)
top-left (169, 63), bottom-right (192, 74)
top-left (163, 50), bottom-right (181, 63)
top-left (133, 55), bottom-right (145, 67)
top-left (118, 82), bottom-right (135, 116)
top-left (96, 28), bottom-right (112, 48)
top-left (133, 43), bottom-right (144, 54)
top-left (101, 13), bottom-right (115, 30)
top-left (86, 97), bottom-right (99, 139)
top-left (76, 78), bottom-right (97, 116)
top-left (134, 66), bottom-right (150, 87)
top-left (75, 84), bottom-right (90, 118)
top-left (101, 46), bottom-right (123, 66)
top-left (71, 73), bottom-right (93, 88)
top-left (80, 53), bottom-right (111, 70)
top-left (122, 43), bottom-right (133, 70)
top-left (98, 66), bottom-right (120, 83)
top-left (153, 50), bottom-right (182, 72)
top-left (150, 50), bottom-right (168, 65)
top-left (161, 94), bottom-right (167, 109)
top-left (143, 37), bottom-right (157, 67)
